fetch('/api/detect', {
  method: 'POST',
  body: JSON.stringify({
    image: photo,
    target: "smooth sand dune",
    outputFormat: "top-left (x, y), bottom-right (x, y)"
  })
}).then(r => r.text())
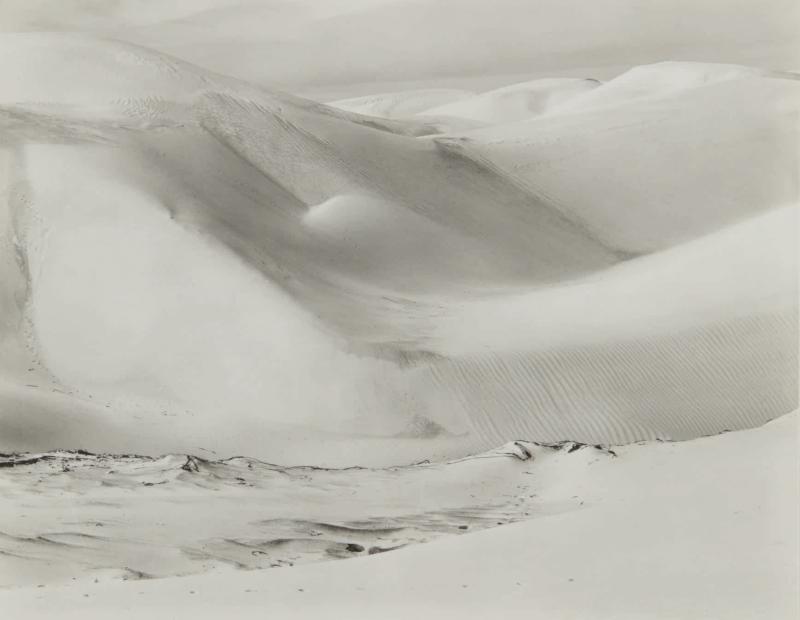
top-left (0, 35), bottom-right (796, 464)
top-left (417, 78), bottom-right (602, 124)
top-left (0, 33), bottom-right (444, 138)
top-left (413, 207), bottom-right (798, 445)
top-left (329, 89), bottom-right (474, 119)
top-left (551, 62), bottom-right (782, 111)
top-left (0, 3), bottom-right (797, 617)
top-left (435, 62), bottom-right (800, 253)
top-left (197, 92), bottom-right (619, 282)
top-left (2, 412), bottom-right (795, 619)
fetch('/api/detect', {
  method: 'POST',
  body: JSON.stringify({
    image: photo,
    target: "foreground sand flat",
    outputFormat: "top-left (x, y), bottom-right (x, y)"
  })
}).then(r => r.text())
top-left (1, 413), bottom-right (795, 619)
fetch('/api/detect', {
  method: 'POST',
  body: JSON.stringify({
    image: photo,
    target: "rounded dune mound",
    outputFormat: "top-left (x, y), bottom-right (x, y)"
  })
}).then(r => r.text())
top-left (417, 78), bottom-right (601, 123)
top-left (328, 89), bottom-right (474, 119)
top-left (423, 206), bottom-right (797, 444)
top-left (0, 32), bottom-right (216, 107)
top-left (435, 62), bottom-right (800, 253)
top-left (554, 61), bottom-right (788, 111)
top-left (0, 33), bottom-right (442, 138)
top-left (0, 5), bottom-right (797, 618)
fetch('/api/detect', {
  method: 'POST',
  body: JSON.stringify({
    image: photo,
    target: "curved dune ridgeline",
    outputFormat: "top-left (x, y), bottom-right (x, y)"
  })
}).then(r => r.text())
top-left (0, 35), bottom-right (797, 466)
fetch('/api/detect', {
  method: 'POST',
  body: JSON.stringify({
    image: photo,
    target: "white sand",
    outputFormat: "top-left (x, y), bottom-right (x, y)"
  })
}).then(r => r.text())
top-left (1, 413), bottom-right (795, 619)
top-left (0, 441), bottom-right (545, 587)
top-left (329, 89), bottom-right (475, 119)
top-left (416, 78), bottom-right (602, 123)
top-left (1, 40), bottom-right (795, 461)
top-left (0, 2), bottom-right (797, 616)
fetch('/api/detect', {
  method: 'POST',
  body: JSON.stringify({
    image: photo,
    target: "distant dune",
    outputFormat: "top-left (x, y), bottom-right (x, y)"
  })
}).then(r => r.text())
top-left (1, 0), bottom-right (797, 89)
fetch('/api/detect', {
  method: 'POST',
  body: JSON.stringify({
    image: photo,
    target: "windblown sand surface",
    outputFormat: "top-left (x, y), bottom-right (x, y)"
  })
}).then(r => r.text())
top-left (1, 413), bottom-right (796, 618)
top-left (0, 1), bottom-right (797, 617)
top-left (0, 37), bottom-right (796, 463)
top-left (0, 440), bottom-right (584, 586)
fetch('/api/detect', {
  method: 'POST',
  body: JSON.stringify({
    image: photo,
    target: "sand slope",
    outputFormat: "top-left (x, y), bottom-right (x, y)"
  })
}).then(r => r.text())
top-left (0, 35), bottom-right (796, 463)
top-left (0, 441), bottom-right (549, 587)
top-left (2, 412), bottom-right (795, 619)
top-left (329, 89), bottom-right (474, 119)
top-left (435, 62), bottom-right (800, 252)
top-left (0, 7), bottom-right (796, 617)
top-left (418, 78), bottom-right (601, 123)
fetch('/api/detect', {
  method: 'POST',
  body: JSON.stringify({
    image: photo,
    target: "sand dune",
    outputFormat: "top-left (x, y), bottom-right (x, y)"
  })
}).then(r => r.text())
top-left (328, 78), bottom-right (603, 126)
top-left (329, 89), bottom-right (474, 119)
top-left (417, 78), bottom-right (602, 123)
top-left (0, 35), bottom-right (796, 464)
top-left (0, 2), bottom-right (797, 616)
top-left (435, 62), bottom-right (800, 253)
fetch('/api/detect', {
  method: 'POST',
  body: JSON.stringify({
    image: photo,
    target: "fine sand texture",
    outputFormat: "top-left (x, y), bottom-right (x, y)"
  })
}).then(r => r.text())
top-left (0, 37), bottom-right (796, 464)
top-left (0, 2), bottom-right (797, 618)
top-left (1, 413), bottom-right (796, 619)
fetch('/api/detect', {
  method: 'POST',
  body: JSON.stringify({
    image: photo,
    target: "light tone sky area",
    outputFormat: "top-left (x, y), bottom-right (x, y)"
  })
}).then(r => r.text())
top-left (0, 0), bottom-right (796, 92)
